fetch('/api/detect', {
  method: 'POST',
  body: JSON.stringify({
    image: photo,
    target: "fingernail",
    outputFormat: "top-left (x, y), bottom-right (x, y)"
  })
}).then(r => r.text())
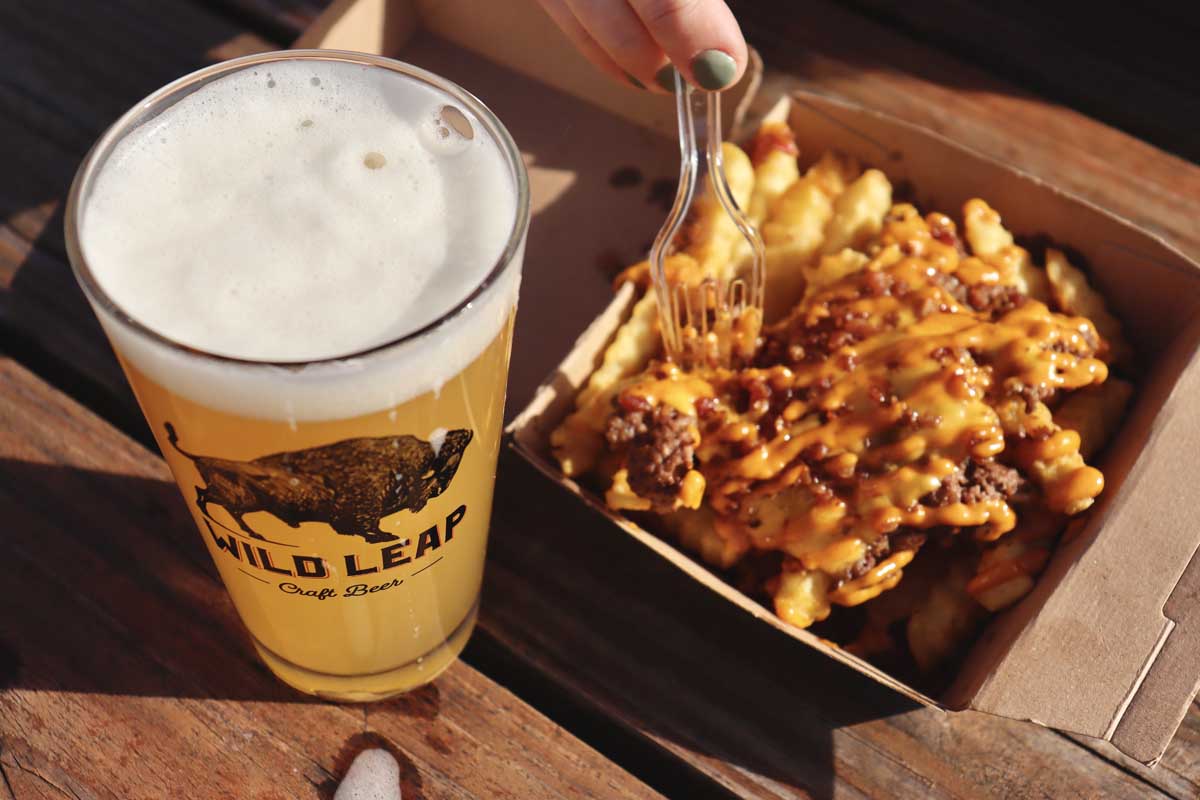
top-left (654, 64), bottom-right (677, 93)
top-left (690, 49), bottom-right (737, 91)
top-left (623, 70), bottom-right (646, 90)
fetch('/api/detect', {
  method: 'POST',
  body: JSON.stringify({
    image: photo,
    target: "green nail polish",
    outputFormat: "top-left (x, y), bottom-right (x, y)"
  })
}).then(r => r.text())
top-left (654, 64), bottom-right (677, 93)
top-left (623, 70), bottom-right (646, 90)
top-left (690, 49), bottom-right (737, 91)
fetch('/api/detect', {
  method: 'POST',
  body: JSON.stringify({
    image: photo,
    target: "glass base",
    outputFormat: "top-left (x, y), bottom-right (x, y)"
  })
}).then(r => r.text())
top-left (252, 599), bottom-right (479, 702)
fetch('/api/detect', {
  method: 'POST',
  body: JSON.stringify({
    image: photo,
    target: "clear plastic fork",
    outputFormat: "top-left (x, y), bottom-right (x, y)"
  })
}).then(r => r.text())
top-left (649, 70), bottom-right (765, 370)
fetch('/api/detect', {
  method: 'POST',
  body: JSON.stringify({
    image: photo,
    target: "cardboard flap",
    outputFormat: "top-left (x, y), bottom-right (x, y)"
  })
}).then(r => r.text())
top-left (954, 316), bottom-right (1200, 762)
top-left (299, 0), bottom-right (762, 140)
top-left (1112, 534), bottom-right (1200, 763)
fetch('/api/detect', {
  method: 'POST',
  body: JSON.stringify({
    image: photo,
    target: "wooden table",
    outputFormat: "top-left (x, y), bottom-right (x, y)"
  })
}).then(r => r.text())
top-left (2, 1), bottom-right (1198, 797)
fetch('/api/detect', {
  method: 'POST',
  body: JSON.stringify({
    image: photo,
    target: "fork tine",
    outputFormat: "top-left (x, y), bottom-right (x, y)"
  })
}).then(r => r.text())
top-left (647, 74), bottom-right (766, 370)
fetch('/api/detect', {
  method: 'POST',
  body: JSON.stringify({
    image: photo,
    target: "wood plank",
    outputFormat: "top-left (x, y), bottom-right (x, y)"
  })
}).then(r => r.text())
top-left (0, 357), bottom-right (665, 800)
top-left (836, 0), bottom-right (1200, 162)
top-left (0, 0), bottom-right (279, 253)
top-left (0, 0), bottom-right (1195, 796)
top-left (0, 0), bottom-right (280, 428)
top-left (1064, 711), bottom-right (1200, 800)
top-left (198, 0), bottom-right (329, 43)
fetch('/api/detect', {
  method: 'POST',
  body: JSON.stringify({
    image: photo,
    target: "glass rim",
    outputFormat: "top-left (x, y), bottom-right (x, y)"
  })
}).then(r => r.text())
top-left (64, 48), bottom-right (531, 369)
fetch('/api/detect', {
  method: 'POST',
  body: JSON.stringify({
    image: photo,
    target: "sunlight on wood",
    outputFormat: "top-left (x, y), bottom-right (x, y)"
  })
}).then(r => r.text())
top-left (206, 32), bottom-right (274, 62)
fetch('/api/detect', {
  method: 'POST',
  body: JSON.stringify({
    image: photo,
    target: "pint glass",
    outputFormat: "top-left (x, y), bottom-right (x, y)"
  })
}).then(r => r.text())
top-left (65, 51), bottom-right (529, 701)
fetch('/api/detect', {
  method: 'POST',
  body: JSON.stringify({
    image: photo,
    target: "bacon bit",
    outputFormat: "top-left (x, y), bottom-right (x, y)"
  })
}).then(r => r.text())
top-left (695, 396), bottom-right (720, 419)
top-left (751, 123), bottom-right (799, 164)
top-left (617, 393), bottom-right (652, 413)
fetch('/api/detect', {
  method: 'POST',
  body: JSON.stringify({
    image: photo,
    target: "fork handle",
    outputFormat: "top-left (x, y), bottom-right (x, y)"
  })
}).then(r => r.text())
top-left (649, 74), bottom-right (765, 362)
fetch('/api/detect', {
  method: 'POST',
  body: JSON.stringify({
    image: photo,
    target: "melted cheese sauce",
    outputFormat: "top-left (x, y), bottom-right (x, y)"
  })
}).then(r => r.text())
top-left (610, 206), bottom-right (1111, 609)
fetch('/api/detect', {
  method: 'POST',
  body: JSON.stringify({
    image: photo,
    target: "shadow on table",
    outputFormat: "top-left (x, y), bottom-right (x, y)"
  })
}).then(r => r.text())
top-left (0, 452), bottom-right (917, 800)
top-left (0, 457), bottom-right (439, 725)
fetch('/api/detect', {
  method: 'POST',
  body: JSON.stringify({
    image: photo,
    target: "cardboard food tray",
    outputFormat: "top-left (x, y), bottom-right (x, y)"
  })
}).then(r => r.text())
top-left (301, 0), bottom-right (1200, 765)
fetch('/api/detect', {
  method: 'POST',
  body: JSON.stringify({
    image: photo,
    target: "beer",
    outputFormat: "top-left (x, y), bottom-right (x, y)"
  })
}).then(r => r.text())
top-left (66, 52), bottom-right (529, 700)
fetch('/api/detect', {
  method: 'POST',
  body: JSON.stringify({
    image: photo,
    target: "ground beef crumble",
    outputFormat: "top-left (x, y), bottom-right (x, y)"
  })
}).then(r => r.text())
top-left (1007, 380), bottom-right (1055, 411)
top-left (925, 458), bottom-right (1024, 507)
top-left (835, 529), bottom-right (928, 585)
top-left (966, 283), bottom-right (1026, 315)
top-left (929, 272), bottom-right (1026, 316)
top-left (605, 399), bottom-right (697, 510)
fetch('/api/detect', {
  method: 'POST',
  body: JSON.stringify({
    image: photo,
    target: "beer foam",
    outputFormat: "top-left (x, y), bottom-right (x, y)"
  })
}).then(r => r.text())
top-left (79, 58), bottom-right (523, 421)
top-left (334, 749), bottom-right (401, 800)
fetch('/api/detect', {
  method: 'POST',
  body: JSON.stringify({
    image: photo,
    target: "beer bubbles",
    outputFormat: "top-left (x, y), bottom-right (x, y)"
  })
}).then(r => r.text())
top-left (81, 59), bottom-right (514, 364)
top-left (418, 104), bottom-right (474, 157)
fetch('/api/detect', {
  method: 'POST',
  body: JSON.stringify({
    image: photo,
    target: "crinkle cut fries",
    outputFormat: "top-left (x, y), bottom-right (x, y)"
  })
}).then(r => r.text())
top-left (551, 119), bottom-right (1134, 676)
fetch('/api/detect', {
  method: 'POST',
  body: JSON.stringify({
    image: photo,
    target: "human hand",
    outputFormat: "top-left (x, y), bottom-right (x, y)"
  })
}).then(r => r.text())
top-left (536, 0), bottom-right (748, 92)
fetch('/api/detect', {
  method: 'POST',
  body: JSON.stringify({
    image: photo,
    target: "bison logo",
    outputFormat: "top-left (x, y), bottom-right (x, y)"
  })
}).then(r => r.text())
top-left (164, 423), bottom-right (472, 544)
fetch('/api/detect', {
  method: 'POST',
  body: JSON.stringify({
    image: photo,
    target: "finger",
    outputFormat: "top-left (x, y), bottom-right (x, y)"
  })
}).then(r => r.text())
top-left (562, 0), bottom-right (669, 91)
top-left (537, 0), bottom-right (647, 90)
top-left (627, 0), bottom-right (748, 91)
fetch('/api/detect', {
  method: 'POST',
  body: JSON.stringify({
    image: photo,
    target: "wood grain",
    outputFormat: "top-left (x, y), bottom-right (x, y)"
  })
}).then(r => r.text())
top-left (837, 0), bottom-right (1200, 162)
top-left (0, 0), bottom-right (280, 430)
top-left (0, 358), bottom-right (664, 800)
top-left (0, 0), bottom-right (1196, 797)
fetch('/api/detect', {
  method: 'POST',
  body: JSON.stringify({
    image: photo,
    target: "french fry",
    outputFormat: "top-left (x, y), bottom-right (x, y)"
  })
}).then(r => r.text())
top-left (1045, 248), bottom-right (1133, 364)
top-left (759, 176), bottom-right (835, 317)
top-left (907, 555), bottom-right (984, 672)
top-left (803, 248), bottom-right (870, 296)
top-left (1053, 378), bottom-right (1134, 460)
top-left (985, 245), bottom-right (1052, 303)
top-left (968, 536), bottom-right (1052, 612)
top-left (773, 563), bottom-right (833, 629)
top-left (613, 253), bottom-right (703, 293)
top-left (552, 287), bottom-right (662, 476)
top-left (963, 198), bottom-right (1013, 257)
top-left (575, 288), bottom-right (661, 410)
top-left (747, 121), bottom-right (800, 226)
top-left (1014, 427), bottom-right (1105, 515)
top-left (550, 405), bottom-right (609, 478)
top-left (761, 243), bottom-right (814, 322)
top-left (992, 394), bottom-right (1055, 441)
top-left (685, 143), bottom-right (755, 280)
top-left (662, 506), bottom-right (749, 568)
top-left (804, 150), bottom-right (860, 199)
top-left (962, 198), bottom-right (1052, 302)
top-left (992, 393), bottom-right (1103, 515)
top-left (821, 169), bottom-right (892, 255)
top-left (845, 555), bottom-right (938, 659)
top-left (763, 178), bottom-right (832, 249)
